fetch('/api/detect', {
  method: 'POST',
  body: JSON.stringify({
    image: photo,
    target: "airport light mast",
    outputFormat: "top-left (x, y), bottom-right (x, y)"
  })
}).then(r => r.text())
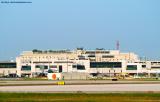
top-left (116, 40), bottom-right (120, 50)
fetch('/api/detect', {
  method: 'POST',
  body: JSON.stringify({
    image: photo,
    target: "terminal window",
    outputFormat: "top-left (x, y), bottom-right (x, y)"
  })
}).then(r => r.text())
top-left (0, 63), bottom-right (16, 68)
top-left (127, 65), bottom-right (137, 70)
top-left (35, 65), bottom-right (48, 69)
top-left (72, 65), bottom-right (85, 70)
top-left (90, 62), bottom-right (122, 68)
top-left (21, 66), bottom-right (31, 71)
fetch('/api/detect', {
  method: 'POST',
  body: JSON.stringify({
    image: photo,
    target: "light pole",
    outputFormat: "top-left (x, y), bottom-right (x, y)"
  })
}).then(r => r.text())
top-left (113, 65), bottom-right (115, 77)
top-left (109, 69), bottom-right (111, 78)
top-left (67, 57), bottom-right (68, 72)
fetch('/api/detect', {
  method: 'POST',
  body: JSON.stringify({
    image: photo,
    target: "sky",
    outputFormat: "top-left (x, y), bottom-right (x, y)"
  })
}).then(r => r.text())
top-left (0, 0), bottom-right (160, 60)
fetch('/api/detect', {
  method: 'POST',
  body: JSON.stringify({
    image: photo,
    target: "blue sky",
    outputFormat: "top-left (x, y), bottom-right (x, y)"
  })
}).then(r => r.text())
top-left (0, 0), bottom-right (160, 60)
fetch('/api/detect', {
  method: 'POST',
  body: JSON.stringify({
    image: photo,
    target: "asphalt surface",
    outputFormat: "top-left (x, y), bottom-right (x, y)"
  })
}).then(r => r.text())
top-left (1, 84), bottom-right (160, 93)
top-left (1, 80), bottom-right (160, 86)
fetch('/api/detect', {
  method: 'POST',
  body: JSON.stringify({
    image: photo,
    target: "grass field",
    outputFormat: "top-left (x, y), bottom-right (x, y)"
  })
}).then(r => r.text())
top-left (0, 93), bottom-right (160, 102)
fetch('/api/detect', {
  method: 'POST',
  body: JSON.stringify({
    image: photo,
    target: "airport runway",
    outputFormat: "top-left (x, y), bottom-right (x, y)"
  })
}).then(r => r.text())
top-left (1, 80), bottom-right (160, 86)
top-left (1, 84), bottom-right (160, 93)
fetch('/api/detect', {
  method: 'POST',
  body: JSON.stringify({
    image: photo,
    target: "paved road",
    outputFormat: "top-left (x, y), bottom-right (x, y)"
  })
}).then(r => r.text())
top-left (1, 84), bottom-right (160, 93)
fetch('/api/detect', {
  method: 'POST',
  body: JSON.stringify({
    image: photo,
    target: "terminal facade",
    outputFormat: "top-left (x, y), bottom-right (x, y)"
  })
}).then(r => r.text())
top-left (0, 48), bottom-right (160, 78)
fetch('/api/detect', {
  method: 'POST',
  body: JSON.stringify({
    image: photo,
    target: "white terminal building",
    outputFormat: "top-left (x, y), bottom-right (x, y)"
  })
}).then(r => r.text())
top-left (0, 48), bottom-right (160, 78)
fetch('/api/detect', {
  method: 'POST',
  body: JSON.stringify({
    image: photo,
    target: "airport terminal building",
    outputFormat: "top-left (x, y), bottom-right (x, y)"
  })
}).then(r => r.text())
top-left (0, 48), bottom-right (160, 78)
